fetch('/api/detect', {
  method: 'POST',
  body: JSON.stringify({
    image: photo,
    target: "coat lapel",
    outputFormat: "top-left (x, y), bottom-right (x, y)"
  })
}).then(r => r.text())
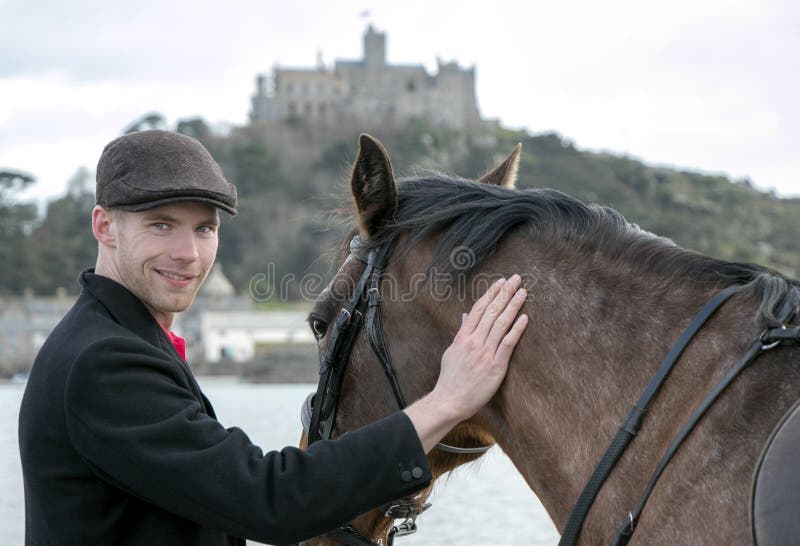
top-left (79, 268), bottom-right (214, 415)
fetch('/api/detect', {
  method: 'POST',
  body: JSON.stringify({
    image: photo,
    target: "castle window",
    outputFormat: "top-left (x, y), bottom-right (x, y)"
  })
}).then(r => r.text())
top-left (318, 83), bottom-right (325, 95)
top-left (318, 103), bottom-right (327, 117)
top-left (406, 80), bottom-right (416, 92)
top-left (288, 102), bottom-right (297, 116)
top-left (304, 102), bottom-right (312, 116)
top-left (286, 82), bottom-right (294, 95)
top-left (302, 82), bottom-right (309, 96)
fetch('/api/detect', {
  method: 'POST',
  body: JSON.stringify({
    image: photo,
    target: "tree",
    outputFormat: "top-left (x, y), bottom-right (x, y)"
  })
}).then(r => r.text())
top-left (176, 118), bottom-right (212, 143)
top-left (66, 166), bottom-right (94, 202)
top-left (227, 141), bottom-right (286, 196)
top-left (123, 112), bottom-right (167, 134)
top-left (0, 170), bottom-right (38, 294)
top-left (27, 167), bottom-right (96, 294)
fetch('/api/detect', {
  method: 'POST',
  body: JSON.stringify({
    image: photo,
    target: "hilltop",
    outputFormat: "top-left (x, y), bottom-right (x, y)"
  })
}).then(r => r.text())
top-left (1, 117), bottom-right (797, 298)
top-left (197, 116), bottom-right (800, 297)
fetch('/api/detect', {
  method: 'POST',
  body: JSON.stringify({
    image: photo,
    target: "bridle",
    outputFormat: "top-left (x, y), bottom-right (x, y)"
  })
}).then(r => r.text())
top-left (301, 234), bottom-right (492, 545)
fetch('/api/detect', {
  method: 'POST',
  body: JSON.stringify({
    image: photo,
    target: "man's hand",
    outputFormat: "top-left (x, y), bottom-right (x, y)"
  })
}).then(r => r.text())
top-left (404, 274), bottom-right (528, 453)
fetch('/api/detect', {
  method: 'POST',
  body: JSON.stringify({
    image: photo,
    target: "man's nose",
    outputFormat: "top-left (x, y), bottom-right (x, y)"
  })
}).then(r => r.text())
top-left (169, 229), bottom-right (200, 262)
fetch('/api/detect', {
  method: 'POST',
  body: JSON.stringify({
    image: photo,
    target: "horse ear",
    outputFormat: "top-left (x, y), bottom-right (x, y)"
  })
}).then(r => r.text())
top-left (350, 134), bottom-right (397, 237)
top-left (478, 143), bottom-right (522, 188)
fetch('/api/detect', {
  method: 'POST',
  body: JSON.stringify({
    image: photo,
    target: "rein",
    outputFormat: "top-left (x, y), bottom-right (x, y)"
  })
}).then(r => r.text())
top-left (560, 285), bottom-right (800, 545)
top-left (302, 235), bottom-right (493, 545)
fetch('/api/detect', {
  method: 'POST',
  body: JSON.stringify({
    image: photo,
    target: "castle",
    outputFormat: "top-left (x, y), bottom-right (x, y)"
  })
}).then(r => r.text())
top-left (250, 26), bottom-right (483, 130)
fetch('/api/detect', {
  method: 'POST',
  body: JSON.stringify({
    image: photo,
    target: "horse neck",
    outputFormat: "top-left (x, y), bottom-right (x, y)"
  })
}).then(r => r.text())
top-left (474, 236), bottom-right (754, 531)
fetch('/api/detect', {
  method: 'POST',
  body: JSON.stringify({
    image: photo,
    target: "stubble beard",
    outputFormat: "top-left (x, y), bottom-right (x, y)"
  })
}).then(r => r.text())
top-left (116, 251), bottom-right (207, 316)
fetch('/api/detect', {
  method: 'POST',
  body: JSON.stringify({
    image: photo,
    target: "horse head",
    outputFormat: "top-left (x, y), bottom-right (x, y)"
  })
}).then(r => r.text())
top-left (298, 135), bottom-right (523, 545)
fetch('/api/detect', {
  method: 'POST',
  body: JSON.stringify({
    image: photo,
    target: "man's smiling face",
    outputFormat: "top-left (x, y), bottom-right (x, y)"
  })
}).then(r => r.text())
top-left (110, 201), bottom-right (219, 324)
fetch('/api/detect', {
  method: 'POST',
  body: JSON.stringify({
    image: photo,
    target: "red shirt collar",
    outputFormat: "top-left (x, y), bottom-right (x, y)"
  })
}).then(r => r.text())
top-left (160, 326), bottom-right (186, 361)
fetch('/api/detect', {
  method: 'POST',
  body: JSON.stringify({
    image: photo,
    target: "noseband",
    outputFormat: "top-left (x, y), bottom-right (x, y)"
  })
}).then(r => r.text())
top-left (301, 235), bottom-right (492, 545)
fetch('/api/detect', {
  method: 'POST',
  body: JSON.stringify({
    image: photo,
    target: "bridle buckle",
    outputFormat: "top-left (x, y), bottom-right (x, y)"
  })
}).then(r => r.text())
top-left (389, 519), bottom-right (418, 539)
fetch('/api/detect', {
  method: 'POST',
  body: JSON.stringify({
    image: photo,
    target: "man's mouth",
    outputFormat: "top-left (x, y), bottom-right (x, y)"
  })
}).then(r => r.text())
top-left (155, 269), bottom-right (195, 283)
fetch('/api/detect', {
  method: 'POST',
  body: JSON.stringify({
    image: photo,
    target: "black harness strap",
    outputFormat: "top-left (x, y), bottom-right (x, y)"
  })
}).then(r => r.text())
top-left (558, 284), bottom-right (741, 546)
top-left (307, 247), bottom-right (377, 445)
top-left (611, 288), bottom-right (800, 545)
top-left (353, 239), bottom-right (495, 455)
top-left (366, 267), bottom-right (408, 410)
top-left (761, 325), bottom-right (800, 345)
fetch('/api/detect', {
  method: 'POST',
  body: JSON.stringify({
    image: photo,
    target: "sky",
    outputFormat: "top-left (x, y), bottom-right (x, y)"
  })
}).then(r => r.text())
top-left (2, 0), bottom-right (798, 204)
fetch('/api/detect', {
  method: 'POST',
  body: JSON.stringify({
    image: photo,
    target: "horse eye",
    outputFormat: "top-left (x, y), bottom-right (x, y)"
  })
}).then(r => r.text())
top-left (309, 318), bottom-right (327, 340)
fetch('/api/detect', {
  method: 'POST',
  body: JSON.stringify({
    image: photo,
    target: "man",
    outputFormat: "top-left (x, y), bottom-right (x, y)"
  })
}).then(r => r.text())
top-left (18, 130), bottom-right (528, 545)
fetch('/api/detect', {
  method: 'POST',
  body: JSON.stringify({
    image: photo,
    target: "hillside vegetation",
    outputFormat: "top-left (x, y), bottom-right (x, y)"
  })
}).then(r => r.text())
top-left (2, 118), bottom-right (797, 298)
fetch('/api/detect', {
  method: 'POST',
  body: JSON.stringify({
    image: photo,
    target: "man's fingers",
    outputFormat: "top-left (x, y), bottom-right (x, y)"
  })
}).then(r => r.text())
top-left (474, 274), bottom-right (521, 338)
top-left (461, 277), bottom-right (505, 334)
top-left (493, 314), bottom-right (529, 363)
top-left (486, 287), bottom-right (527, 347)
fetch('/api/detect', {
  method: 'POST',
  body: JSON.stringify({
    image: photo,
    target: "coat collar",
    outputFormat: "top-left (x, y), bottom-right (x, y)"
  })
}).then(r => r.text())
top-left (78, 268), bottom-right (170, 353)
top-left (78, 269), bottom-right (216, 417)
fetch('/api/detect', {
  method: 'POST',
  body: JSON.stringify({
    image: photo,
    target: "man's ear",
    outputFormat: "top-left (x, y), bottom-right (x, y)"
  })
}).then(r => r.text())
top-left (478, 143), bottom-right (522, 188)
top-left (350, 134), bottom-right (397, 237)
top-left (92, 206), bottom-right (118, 248)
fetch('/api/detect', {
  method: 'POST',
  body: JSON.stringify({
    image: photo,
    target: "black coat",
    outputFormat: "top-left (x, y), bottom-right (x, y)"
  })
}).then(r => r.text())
top-left (18, 270), bottom-right (431, 545)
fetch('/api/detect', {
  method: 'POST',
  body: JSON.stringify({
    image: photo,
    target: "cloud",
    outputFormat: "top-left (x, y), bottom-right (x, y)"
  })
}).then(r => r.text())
top-left (1, 0), bottom-right (798, 200)
top-left (0, 0), bottom-right (277, 83)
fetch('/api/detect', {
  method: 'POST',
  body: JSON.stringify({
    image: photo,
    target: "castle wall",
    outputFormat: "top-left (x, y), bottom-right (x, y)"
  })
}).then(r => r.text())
top-left (250, 26), bottom-right (482, 130)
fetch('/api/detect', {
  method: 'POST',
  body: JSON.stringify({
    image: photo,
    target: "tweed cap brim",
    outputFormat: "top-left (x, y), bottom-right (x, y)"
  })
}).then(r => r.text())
top-left (96, 130), bottom-right (238, 215)
top-left (116, 195), bottom-right (237, 215)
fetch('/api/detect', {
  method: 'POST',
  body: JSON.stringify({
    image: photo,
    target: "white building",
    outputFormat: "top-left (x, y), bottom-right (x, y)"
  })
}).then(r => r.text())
top-left (192, 310), bottom-right (314, 363)
top-left (2, 267), bottom-right (317, 372)
top-left (175, 266), bottom-right (315, 364)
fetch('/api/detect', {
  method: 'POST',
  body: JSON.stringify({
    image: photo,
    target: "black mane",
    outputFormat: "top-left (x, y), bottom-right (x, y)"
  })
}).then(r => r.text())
top-left (365, 174), bottom-right (797, 322)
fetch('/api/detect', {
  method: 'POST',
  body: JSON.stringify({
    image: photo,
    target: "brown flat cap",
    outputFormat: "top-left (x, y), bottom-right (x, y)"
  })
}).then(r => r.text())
top-left (96, 130), bottom-right (237, 215)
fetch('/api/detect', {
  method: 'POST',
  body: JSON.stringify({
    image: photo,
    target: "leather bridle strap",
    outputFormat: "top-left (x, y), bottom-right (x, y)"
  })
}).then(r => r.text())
top-left (354, 240), bottom-right (493, 456)
top-left (307, 246), bottom-right (378, 445)
top-left (558, 284), bottom-right (742, 546)
top-left (307, 235), bottom-right (493, 545)
top-left (611, 287), bottom-right (800, 545)
top-left (365, 243), bottom-right (408, 410)
top-left (366, 274), bottom-right (409, 409)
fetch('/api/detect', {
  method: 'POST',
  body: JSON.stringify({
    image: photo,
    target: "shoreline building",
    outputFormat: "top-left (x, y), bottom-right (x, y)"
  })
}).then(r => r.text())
top-left (250, 26), bottom-right (483, 131)
top-left (0, 293), bottom-right (75, 375)
top-left (175, 266), bottom-right (314, 365)
top-left (1, 268), bottom-right (315, 382)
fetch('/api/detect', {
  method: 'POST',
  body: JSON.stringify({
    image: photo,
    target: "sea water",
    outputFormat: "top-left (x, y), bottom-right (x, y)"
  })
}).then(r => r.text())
top-left (2, 377), bottom-right (559, 545)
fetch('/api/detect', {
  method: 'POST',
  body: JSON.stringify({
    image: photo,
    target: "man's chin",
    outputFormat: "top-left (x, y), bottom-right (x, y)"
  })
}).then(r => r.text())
top-left (168, 299), bottom-right (195, 313)
top-left (156, 294), bottom-right (197, 314)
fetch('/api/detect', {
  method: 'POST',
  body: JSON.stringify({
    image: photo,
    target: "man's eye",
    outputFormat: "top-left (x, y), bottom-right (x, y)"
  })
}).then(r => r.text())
top-left (153, 223), bottom-right (168, 230)
top-left (309, 318), bottom-right (327, 340)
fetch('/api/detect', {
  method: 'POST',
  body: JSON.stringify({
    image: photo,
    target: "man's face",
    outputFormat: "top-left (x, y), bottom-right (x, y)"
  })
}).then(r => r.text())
top-left (111, 202), bottom-right (219, 321)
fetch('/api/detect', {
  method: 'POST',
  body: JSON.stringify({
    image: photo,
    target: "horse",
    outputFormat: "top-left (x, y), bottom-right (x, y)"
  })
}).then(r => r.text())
top-left (299, 134), bottom-right (800, 545)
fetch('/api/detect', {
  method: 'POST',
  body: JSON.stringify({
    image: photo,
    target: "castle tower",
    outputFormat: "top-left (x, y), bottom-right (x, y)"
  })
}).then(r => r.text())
top-left (256, 75), bottom-right (267, 96)
top-left (363, 25), bottom-right (386, 68)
